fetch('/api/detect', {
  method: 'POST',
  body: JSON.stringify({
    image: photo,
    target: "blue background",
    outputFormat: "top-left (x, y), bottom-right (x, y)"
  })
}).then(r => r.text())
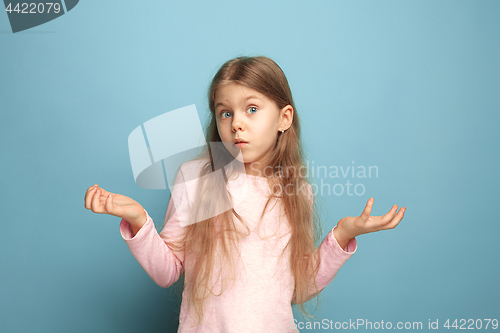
top-left (1, 1), bottom-right (499, 332)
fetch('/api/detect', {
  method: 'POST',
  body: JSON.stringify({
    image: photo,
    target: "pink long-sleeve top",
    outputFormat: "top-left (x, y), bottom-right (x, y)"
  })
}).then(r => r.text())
top-left (120, 160), bottom-right (357, 332)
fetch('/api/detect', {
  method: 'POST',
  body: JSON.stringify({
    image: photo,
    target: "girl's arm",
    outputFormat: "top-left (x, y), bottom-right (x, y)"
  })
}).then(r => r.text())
top-left (300, 197), bottom-right (405, 303)
top-left (299, 225), bottom-right (357, 303)
top-left (84, 165), bottom-right (192, 289)
top-left (120, 198), bottom-right (186, 288)
top-left (119, 169), bottom-right (191, 289)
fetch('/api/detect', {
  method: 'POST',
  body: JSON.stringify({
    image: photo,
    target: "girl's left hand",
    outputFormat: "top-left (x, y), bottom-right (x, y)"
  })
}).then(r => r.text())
top-left (334, 198), bottom-right (406, 249)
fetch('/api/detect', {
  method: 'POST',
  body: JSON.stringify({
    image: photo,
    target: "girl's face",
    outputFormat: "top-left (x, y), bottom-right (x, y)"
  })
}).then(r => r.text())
top-left (214, 82), bottom-right (292, 176)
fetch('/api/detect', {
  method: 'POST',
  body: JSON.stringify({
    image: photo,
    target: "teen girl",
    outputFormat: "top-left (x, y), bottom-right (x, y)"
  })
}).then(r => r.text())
top-left (84, 56), bottom-right (406, 332)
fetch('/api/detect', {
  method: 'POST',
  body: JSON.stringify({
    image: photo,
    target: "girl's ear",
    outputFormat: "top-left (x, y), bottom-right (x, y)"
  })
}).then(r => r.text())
top-left (279, 105), bottom-right (294, 131)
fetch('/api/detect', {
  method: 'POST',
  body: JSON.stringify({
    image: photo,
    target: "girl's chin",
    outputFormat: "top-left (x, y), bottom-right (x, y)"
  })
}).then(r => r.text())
top-left (221, 143), bottom-right (260, 165)
top-left (226, 149), bottom-right (247, 163)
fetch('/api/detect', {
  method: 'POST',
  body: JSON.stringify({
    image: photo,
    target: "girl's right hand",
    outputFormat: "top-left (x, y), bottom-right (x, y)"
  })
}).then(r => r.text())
top-left (84, 184), bottom-right (147, 227)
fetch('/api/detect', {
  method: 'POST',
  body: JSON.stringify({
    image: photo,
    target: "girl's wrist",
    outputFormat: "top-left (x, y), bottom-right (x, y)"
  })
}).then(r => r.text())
top-left (128, 211), bottom-right (147, 237)
top-left (129, 209), bottom-right (147, 228)
top-left (334, 220), bottom-right (356, 248)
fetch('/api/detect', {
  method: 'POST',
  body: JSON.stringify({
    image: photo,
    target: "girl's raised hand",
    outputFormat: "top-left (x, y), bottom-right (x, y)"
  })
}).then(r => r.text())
top-left (84, 184), bottom-right (147, 227)
top-left (333, 198), bottom-right (406, 249)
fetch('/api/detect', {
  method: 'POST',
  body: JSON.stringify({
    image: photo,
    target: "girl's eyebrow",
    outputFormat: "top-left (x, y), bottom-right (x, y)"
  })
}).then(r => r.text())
top-left (215, 95), bottom-right (262, 109)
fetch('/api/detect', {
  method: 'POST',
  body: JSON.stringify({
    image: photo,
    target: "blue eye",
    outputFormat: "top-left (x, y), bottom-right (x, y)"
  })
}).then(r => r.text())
top-left (220, 111), bottom-right (231, 118)
top-left (247, 106), bottom-right (258, 114)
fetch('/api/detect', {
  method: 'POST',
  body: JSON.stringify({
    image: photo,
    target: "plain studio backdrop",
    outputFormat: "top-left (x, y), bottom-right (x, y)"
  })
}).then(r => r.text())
top-left (1, 1), bottom-right (498, 332)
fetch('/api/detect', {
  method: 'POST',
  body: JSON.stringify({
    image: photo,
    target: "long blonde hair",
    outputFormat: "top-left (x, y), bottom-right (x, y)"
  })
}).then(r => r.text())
top-left (166, 56), bottom-right (324, 326)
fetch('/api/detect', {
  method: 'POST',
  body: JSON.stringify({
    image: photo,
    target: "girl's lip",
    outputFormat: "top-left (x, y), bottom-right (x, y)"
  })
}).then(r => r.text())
top-left (234, 142), bottom-right (247, 148)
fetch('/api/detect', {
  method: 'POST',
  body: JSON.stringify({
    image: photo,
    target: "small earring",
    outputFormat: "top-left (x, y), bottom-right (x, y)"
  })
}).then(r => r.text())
top-left (281, 130), bottom-right (284, 133)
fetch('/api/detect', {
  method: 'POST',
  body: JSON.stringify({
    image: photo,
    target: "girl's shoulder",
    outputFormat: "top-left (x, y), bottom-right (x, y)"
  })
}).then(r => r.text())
top-left (176, 157), bottom-right (211, 182)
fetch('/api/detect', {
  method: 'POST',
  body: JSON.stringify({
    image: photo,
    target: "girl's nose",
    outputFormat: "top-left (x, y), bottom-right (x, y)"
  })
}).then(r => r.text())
top-left (231, 114), bottom-right (244, 132)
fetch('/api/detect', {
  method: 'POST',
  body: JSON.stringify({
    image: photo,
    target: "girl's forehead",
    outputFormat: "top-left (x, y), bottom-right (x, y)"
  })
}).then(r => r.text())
top-left (215, 82), bottom-right (266, 103)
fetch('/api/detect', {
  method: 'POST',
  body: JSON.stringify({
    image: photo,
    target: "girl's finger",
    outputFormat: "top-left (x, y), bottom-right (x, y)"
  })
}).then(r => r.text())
top-left (99, 187), bottom-right (110, 197)
top-left (361, 198), bottom-right (374, 219)
top-left (91, 188), bottom-right (102, 212)
top-left (85, 185), bottom-right (97, 209)
top-left (385, 207), bottom-right (406, 229)
top-left (105, 194), bottom-right (113, 214)
top-left (87, 184), bottom-right (98, 191)
top-left (380, 205), bottom-right (398, 224)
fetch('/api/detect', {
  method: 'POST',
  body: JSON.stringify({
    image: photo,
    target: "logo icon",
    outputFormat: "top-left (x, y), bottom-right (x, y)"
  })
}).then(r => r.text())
top-left (4, 0), bottom-right (79, 33)
top-left (128, 104), bottom-right (248, 226)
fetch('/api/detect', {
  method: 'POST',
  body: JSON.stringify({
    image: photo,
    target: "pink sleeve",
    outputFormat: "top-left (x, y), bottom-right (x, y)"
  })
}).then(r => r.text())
top-left (314, 226), bottom-right (357, 293)
top-left (119, 169), bottom-right (189, 288)
top-left (305, 183), bottom-right (357, 299)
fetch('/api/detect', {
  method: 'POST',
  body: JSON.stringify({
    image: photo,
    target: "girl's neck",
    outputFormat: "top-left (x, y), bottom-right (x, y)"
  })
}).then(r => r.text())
top-left (244, 162), bottom-right (268, 178)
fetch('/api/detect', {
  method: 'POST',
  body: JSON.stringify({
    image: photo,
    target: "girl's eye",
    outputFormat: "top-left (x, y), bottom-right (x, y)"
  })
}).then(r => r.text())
top-left (219, 107), bottom-right (257, 118)
top-left (220, 111), bottom-right (231, 118)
